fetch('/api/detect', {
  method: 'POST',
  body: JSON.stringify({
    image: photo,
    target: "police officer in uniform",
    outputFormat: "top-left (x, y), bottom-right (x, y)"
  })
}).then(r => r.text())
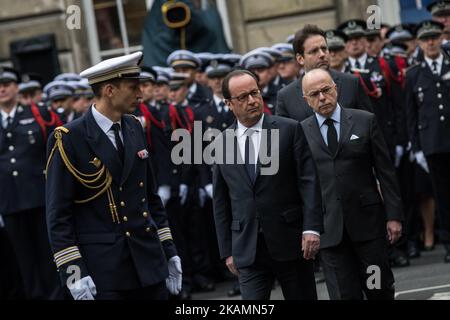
top-left (0, 66), bottom-right (63, 299)
top-left (45, 52), bottom-right (182, 299)
top-left (427, 0), bottom-right (450, 57)
top-left (44, 80), bottom-right (80, 124)
top-left (240, 50), bottom-right (277, 114)
top-left (405, 21), bottom-right (450, 263)
top-left (325, 29), bottom-right (349, 72)
top-left (271, 43), bottom-right (302, 83)
top-left (167, 50), bottom-right (212, 105)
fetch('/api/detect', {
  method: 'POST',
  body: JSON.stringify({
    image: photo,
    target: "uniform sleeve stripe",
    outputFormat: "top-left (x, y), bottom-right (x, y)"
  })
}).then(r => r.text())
top-left (54, 246), bottom-right (79, 259)
top-left (56, 253), bottom-right (82, 268)
top-left (55, 251), bottom-right (82, 264)
top-left (158, 227), bottom-right (173, 242)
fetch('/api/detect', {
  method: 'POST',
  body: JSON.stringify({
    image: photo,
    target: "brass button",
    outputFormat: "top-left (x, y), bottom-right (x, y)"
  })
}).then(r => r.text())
top-left (439, 105), bottom-right (444, 110)
top-left (123, 216), bottom-right (128, 222)
top-left (6, 132), bottom-right (12, 138)
top-left (139, 182), bottom-right (144, 187)
top-left (440, 116), bottom-right (445, 122)
top-left (12, 171), bottom-right (18, 177)
top-left (141, 198), bottom-right (146, 203)
top-left (437, 82), bottom-right (441, 88)
top-left (125, 231), bottom-right (131, 237)
top-left (438, 93), bottom-right (442, 99)
top-left (120, 201), bottom-right (125, 207)
top-left (8, 145), bottom-right (14, 151)
top-left (119, 187), bottom-right (123, 192)
top-left (143, 211), bottom-right (148, 218)
top-left (10, 158), bottom-right (16, 164)
top-left (172, 169), bottom-right (177, 174)
top-left (145, 227), bottom-right (151, 233)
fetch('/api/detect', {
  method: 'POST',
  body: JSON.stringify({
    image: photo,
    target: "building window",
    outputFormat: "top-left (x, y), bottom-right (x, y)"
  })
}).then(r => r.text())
top-left (84, 0), bottom-right (150, 62)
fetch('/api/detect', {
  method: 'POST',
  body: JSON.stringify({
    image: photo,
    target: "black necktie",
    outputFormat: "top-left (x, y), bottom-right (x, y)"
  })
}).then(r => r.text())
top-left (355, 60), bottom-right (361, 69)
top-left (324, 118), bottom-right (338, 155)
top-left (111, 123), bottom-right (124, 164)
top-left (5, 116), bottom-right (13, 130)
top-left (218, 101), bottom-right (225, 113)
top-left (432, 61), bottom-right (438, 75)
top-left (244, 129), bottom-right (256, 184)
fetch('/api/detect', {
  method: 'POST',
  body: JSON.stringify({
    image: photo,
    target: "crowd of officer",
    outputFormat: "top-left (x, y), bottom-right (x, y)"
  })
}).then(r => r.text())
top-left (1, 0), bottom-right (450, 300)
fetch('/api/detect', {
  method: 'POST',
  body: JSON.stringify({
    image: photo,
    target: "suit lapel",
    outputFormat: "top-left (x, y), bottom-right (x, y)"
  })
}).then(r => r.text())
top-left (120, 117), bottom-right (137, 185)
top-left (336, 108), bottom-right (354, 157)
top-left (85, 109), bottom-right (122, 185)
top-left (306, 116), bottom-right (331, 156)
top-left (226, 121), bottom-right (253, 189)
top-left (254, 115), bottom-right (274, 188)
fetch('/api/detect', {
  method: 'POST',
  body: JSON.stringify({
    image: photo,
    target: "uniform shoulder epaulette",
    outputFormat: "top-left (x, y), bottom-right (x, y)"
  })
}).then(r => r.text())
top-left (129, 114), bottom-right (140, 122)
top-left (54, 126), bottom-right (69, 134)
top-left (405, 62), bottom-right (420, 74)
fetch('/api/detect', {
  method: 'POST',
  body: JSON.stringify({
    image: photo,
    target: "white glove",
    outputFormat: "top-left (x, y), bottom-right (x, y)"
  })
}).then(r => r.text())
top-left (68, 276), bottom-right (97, 300)
top-left (179, 184), bottom-right (188, 205)
top-left (166, 256), bottom-right (182, 295)
top-left (414, 151), bottom-right (429, 173)
top-left (204, 184), bottom-right (213, 199)
top-left (394, 145), bottom-right (404, 168)
top-left (157, 185), bottom-right (171, 207)
top-left (198, 188), bottom-right (206, 208)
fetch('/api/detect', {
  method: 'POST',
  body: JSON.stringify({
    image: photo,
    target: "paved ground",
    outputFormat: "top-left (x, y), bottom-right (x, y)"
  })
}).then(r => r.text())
top-left (191, 244), bottom-right (450, 300)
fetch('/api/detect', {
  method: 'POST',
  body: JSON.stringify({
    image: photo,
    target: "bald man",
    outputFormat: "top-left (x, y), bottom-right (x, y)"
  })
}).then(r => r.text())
top-left (300, 69), bottom-right (403, 300)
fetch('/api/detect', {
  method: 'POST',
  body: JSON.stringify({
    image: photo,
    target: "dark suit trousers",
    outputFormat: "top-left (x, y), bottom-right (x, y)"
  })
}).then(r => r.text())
top-left (95, 281), bottom-right (168, 300)
top-left (237, 233), bottom-right (317, 300)
top-left (320, 230), bottom-right (395, 300)
top-left (426, 153), bottom-right (450, 243)
top-left (3, 207), bottom-right (63, 300)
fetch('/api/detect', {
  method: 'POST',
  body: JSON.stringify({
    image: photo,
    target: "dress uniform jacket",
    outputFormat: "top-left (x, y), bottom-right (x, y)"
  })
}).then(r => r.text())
top-left (133, 102), bottom-right (171, 187)
top-left (45, 107), bottom-right (177, 292)
top-left (344, 56), bottom-right (397, 157)
top-left (194, 98), bottom-right (235, 187)
top-left (0, 104), bottom-right (57, 215)
top-left (405, 57), bottom-right (450, 156)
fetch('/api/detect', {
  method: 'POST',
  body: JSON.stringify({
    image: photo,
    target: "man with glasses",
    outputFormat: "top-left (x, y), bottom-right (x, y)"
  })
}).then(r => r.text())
top-left (301, 68), bottom-right (403, 300)
top-left (276, 24), bottom-right (373, 123)
top-left (212, 69), bottom-right (323, 300)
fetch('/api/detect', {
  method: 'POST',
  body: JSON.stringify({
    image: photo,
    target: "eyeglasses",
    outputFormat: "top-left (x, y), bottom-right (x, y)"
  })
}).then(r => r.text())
top-left (304, 85), bottom-right (335, 99)
top-left (229, 89), bottom-right (261, 103)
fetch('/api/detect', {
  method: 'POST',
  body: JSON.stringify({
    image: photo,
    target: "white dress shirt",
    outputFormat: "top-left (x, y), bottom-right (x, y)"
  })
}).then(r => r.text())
top-left (213, 94), bottom-right (228, 113)
top-left (1, 105), bottom-right (17, 129)
top-left (236, 114), bottom-right (319, 237)
top-left (91, 105), bottom-right (123, 149)
top-left (425, 53), bottom-right (443, 76)
top-left (188, 82), bottom-right (197, 98)
top-left (348, 53), bottom-right (368, 69)
top-left (315, 104), bottom-right (342, 145)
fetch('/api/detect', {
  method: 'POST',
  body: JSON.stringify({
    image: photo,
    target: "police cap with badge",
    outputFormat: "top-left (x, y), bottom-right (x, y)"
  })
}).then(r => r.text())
top-left (167, 50), bottom-right (201, 70)
top-left (205, 54), bottom-right (233, 78)
top-left (168, 72), bottom-right (189, 90)
top-left (18, 73), bottom-right (42, 94)
top-left (0, 66), bottom-right (20, 83)
top-left (271, 43), bottom-right (295, 62)
top-left (337, 19), bottom-right (367, 39)
top-left (427, 0), bottom-right (450, 16)
top-left (140, 66), bottom-right (157, 83)
top-left (415, 20), bottom-right (444, 40)
top-left (324, 29), bottom-right (348, 51)
top-left (239, 49), bottom-right (273, 70)
top-left (386, 24), bottom-right (415, 42)
top-left (43, 80), bottom-right (74, 101)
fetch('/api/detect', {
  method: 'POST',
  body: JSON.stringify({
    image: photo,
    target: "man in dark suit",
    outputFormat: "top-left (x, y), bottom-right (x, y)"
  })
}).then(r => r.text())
top-left (300, 69), bottom-right (403, 300)
top-left (276, 24), bottom-right (373, 122)
top-left (46, 52), bottom-right (181, 300)
top-left (212, 69), bottom-right (323, 300)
